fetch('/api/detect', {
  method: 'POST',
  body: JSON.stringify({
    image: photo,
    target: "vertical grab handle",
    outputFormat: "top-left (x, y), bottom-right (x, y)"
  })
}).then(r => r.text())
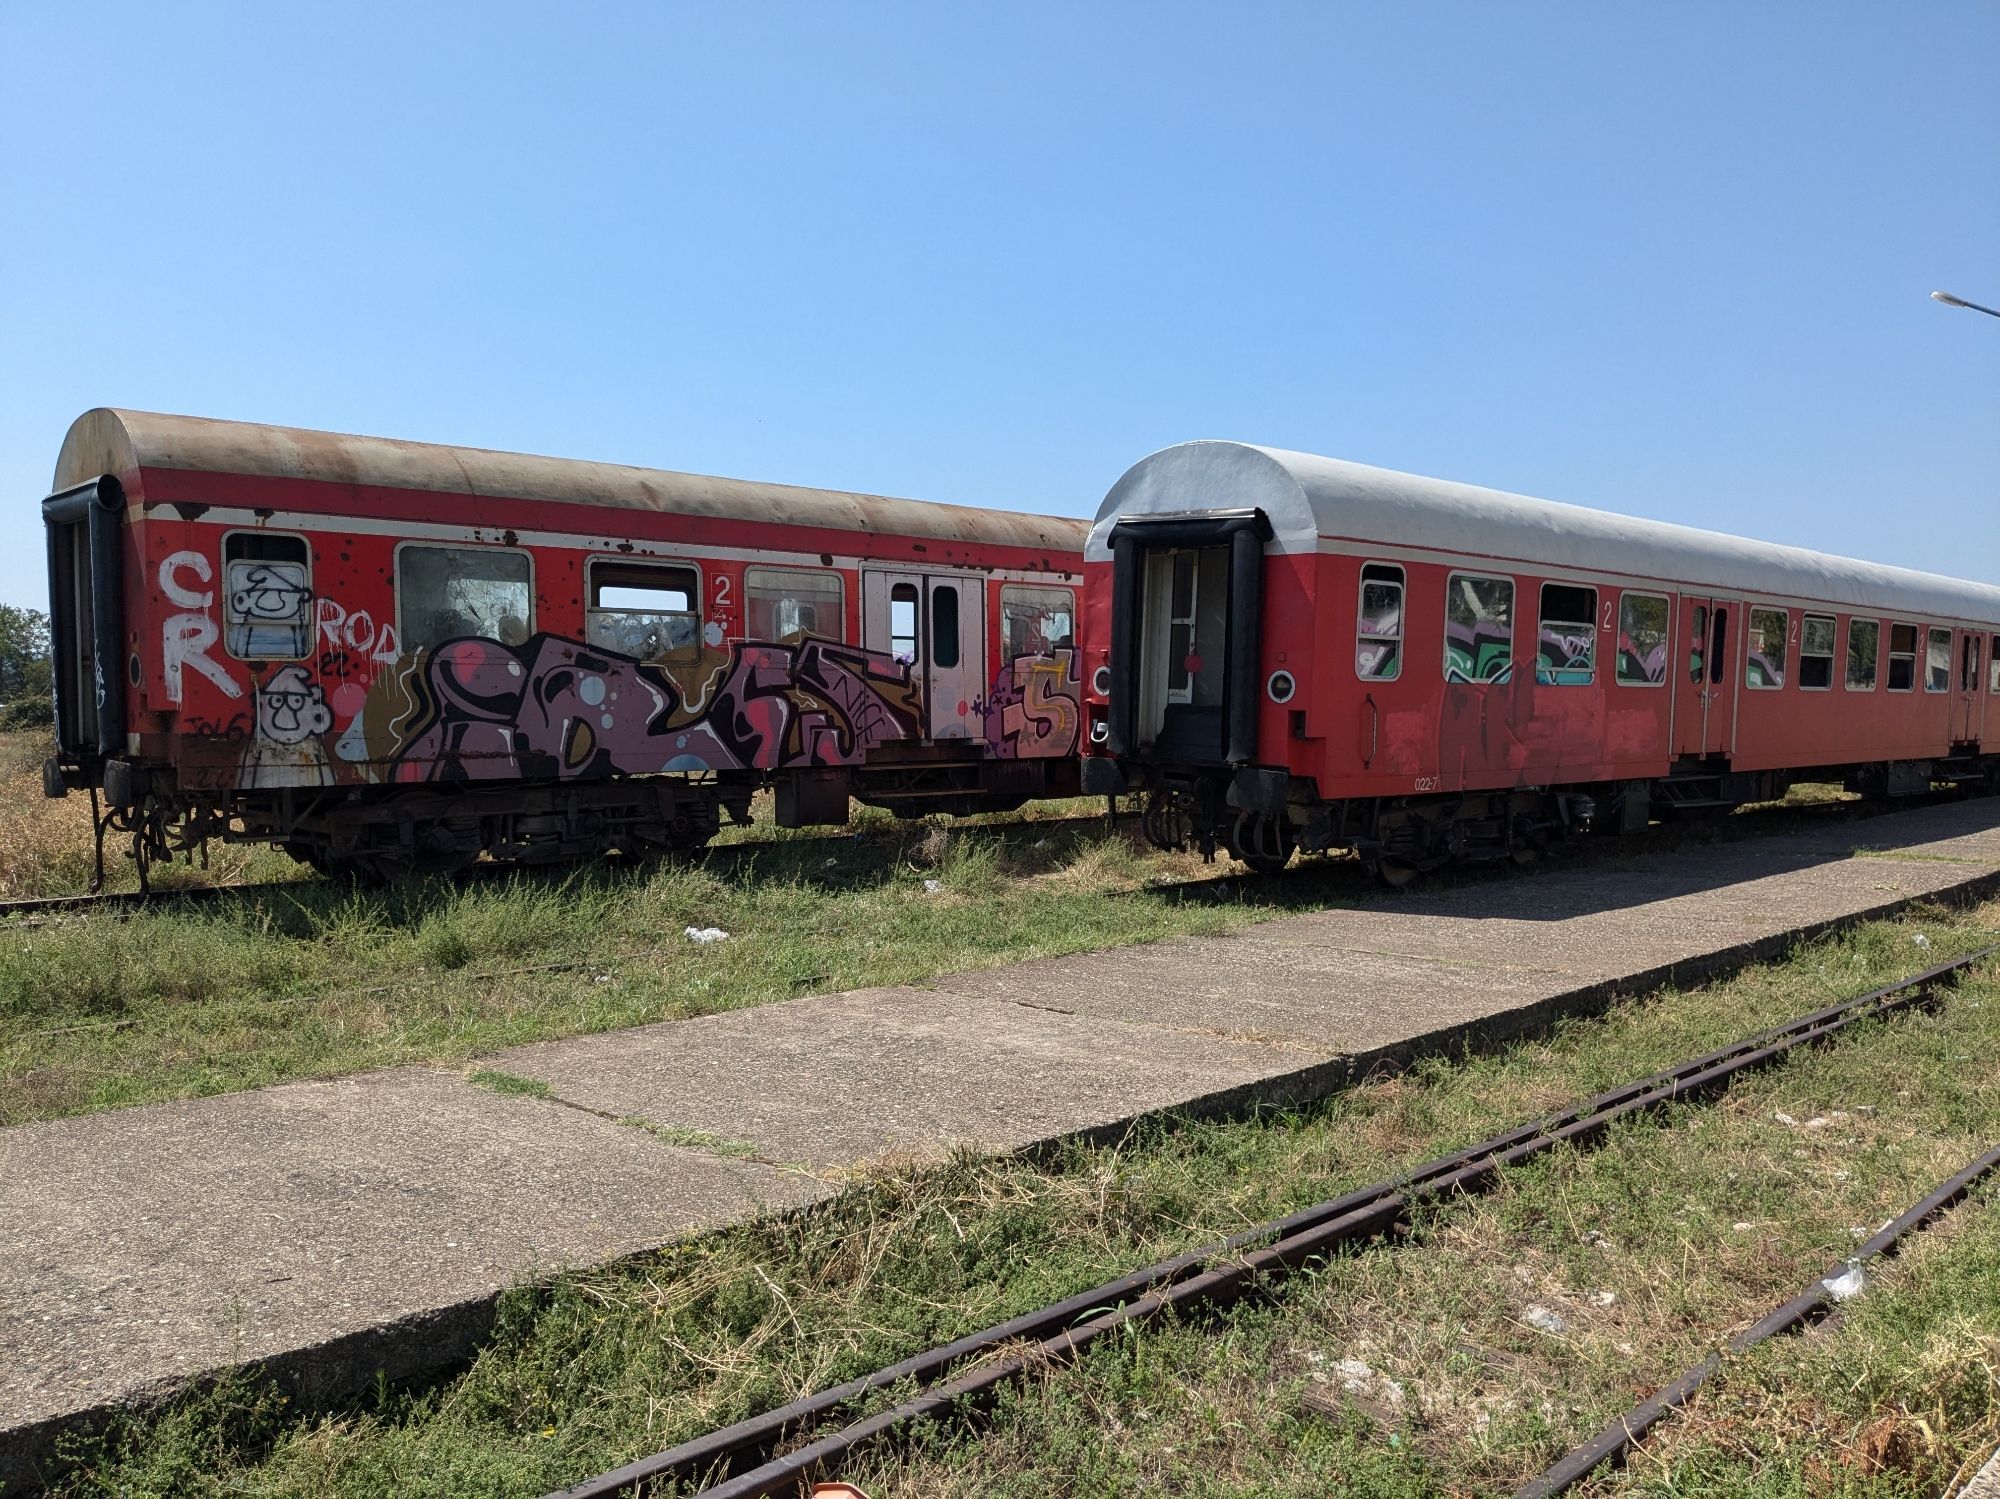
top-left (1362, 693), bottom-right (1379, 768)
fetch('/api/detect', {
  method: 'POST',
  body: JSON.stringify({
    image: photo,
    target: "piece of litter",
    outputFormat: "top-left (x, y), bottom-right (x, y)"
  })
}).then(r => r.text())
top-left (593, 973), bottom-right (613, 984)
top-left (684, 926), bottom-right (730, 944)
top-left (1822, 1259), bottom-right (1866, 1302)
top-left (1523, 1305), bottom-right (1566, 1334)
top-left (1774, 1111), bottom-right (1799, 1126)
top-left (1582, 1229), bottom-right (1613, 1249)
top-left (1733, 1221), bottom-right (1755, 1232)
top-left (1912, 933), bottom-right (1931, 949)
top-left (1804, 1116), bottom-right (1831, 1130)
top-left (922, 878), bottom-right (944, 893)
top-left (1588, 1290), bottom-right (1618, 1307)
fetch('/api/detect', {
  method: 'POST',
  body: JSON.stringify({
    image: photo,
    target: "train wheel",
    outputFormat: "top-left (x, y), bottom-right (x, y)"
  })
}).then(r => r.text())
top-left (1366, 855), bottom-right (1425, 888)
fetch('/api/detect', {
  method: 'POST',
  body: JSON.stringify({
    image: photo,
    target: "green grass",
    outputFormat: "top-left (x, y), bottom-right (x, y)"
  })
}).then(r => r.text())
top-left (45, 910), bottom-right (2000, 1498)
top-left (5, 755), bottom-right (1985, 1129)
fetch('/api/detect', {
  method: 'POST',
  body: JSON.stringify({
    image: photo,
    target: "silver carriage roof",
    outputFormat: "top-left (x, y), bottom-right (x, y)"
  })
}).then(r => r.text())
top-left (1090, 440), bottom-right (2000, 627)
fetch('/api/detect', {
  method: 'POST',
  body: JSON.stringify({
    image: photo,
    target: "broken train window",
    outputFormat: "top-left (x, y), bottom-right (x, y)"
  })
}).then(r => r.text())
top-left (585, 559), bottom-right (699, 662)
top-left (746, 567), bottom-right (844, 643)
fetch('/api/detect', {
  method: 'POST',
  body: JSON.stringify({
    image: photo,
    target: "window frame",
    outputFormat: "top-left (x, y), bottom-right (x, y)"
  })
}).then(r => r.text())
top-left (888, 580), bottom-right (921, 665)
top-left (1165, 550), bottom-right (1200, 704)
top-left (1844, 617), bottom-right (1879, 692)
top-left (220, 527), bottom-right (315, 662)
top-left (1354, 561), bottom-right (1405, 683)
top-left (1535, 580), bottom-right (1598, 686)
top-left (1442, 570), bottom-right (1516, 684)
top-left (1797, 612), bottom-right (1836, 692)
top-left (930, 584), bottom-right (961, 669)
top-left (743, 564), bottom-right (845, 644)
top-left (1745, 605), bottom-right (1789, 691)
top-left (1926, 626), bottom-right (1952, 693)
top-left (1613, 590), bottom-right (1670, 688)
top-left (581, 553), bottom-right (701, 663)
top-left (1989, 634), bottom-right (2000, 694)
top-left (394, 540), bottom-right (537, 653)
top-left (1886, 622), bottom-right (1918, 693)
top-left (998, 582), bottom-right (1077, 660)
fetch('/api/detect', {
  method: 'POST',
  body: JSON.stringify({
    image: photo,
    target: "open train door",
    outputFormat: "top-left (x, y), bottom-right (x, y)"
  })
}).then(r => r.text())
top-left (1672, 595), bottom-right (1737, 759)
top-left (862, 571), bottom-right (985, 740)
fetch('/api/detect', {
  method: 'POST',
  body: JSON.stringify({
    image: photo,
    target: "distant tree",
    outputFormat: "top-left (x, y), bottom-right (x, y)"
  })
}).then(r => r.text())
top-left (0, 604), bottom-right (54, 731)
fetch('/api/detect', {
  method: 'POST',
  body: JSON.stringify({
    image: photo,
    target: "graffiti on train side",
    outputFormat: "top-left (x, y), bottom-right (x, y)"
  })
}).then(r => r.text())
top-left (979, 648), bottom-right (1082, 758)
top-left (239, 665), bottom-right (336, 788)
top-left (348, 632), bottom-right (925, 781)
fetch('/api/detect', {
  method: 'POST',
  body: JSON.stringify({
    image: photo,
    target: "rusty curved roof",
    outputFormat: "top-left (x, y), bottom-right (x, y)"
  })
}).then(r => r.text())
top-left (55, 408), bottom-right (1088, 553)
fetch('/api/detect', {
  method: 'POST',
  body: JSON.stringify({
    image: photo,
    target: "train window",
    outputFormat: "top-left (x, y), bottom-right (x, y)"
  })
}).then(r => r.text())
top-left (1444, 573), bottom-right (1513, 683)
top-left (889, 582), bottom-right (919, 662)
top-left (1887, 623), bottom-right (1917, 691)
top-left (1615, 593), bottom-right (1668, 686)
top-left (1687, 605), bottom-right (1708, 684)
top-left (745, 567), bottom-right (843, 644)
top-left (1000, 585), bottom-right (1076, 659)
top-left (1845, 619), bottom-right (1879, 690)
top-left (398, 545), bottom-right (532, 650)
top-left (1536, 583), bottom-right (1596, 685)
top-left (1356, 563), bottom-right (1403, 681)
top-left (1709, 608), bottom-right (1729, 685)
top-left (1990, 636), bottom-right (2000, 693)
top-left (222, 532), bottom-right (312, 659)
top-left (1927, 628), bottom-right (1951, 692)
top-left (1166, 551), bottom-right (1199, 702)
top-left (931, 586), bottom-right (960, 669)
top-left (1746, 607), bottom-right (1787, 689)
top-left (1798, 614), bottom-right (1835, 690)
top-left (585, 559), bottom-right (699, 662)
top-left (1961, 634), bottom-right (1981, 694)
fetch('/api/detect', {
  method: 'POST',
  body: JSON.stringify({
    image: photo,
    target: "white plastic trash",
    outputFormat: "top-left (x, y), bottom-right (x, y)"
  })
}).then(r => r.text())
top-left (684, 926), bottom-right (730, 944)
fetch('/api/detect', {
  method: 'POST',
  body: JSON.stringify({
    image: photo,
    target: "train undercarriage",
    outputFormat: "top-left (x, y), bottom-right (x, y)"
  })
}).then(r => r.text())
top-left (59, 747), bottom-right (1079, 889)
top-left (1124, 752), bottom-right (2000, 886)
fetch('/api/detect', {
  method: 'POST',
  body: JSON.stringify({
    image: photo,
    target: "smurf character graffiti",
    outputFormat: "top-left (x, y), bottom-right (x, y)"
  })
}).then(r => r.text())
top-left (238, 665), bottom-right (336, 788)
top-left (226, 560), bottom-right (314, 658)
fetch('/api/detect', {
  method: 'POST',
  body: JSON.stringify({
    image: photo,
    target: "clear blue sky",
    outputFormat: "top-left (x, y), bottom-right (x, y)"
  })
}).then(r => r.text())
top-left (2, 2), bottom-right (1994, 612)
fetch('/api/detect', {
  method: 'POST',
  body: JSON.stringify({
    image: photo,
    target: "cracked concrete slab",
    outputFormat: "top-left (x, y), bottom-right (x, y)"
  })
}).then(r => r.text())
top-left (0, 1069), bottom-right (826, 1490)
top-left (496, 985), bottom-right (1314, 1173)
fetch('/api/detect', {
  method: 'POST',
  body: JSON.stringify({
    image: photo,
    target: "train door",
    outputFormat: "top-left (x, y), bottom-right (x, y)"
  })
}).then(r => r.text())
top-left (862, 571), bottom-right (986, 740)
top-left (1135, 544), bottom-right (1231, 761)
top-left (1957, 631), bottom-right (1983, 745)
top-left (1673, 596), bottom-right (1737, 758)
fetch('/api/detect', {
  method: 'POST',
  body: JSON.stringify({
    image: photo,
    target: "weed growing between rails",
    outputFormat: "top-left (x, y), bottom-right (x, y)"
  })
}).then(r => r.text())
top-left (47, 911), bottom-right (2000, 1499)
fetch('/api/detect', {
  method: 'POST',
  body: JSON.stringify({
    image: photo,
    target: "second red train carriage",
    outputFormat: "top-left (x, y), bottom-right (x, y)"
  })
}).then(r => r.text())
top-left (1080, 440), bottom-right (2000, 880)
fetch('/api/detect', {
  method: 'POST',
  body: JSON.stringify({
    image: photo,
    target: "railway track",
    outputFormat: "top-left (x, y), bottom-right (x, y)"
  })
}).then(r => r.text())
top-left (1514, 1137), bottom-right (2000, 1498)
top-left (541, 944), bottom-right (1997, 1499)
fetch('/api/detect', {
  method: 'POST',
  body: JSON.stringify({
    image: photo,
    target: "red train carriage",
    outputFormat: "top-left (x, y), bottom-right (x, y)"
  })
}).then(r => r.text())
top-left (1080, 440), bottom-right (2000, 882)
top-left (41, 410), bottom-right (1086, 882)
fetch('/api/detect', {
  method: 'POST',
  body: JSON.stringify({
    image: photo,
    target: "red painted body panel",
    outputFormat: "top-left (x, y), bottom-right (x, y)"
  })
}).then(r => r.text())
top-left (1086, 545), bottom-right (1999, 796)
top-left (113, 462), bottom-right (1084, 793)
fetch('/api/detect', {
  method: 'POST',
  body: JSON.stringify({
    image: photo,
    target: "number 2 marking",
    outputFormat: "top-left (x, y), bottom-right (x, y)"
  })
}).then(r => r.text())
top-left (712, 574), bottom-right (733, 608)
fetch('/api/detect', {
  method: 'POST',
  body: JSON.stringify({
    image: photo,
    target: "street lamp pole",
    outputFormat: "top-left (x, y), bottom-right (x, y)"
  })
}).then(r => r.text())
top-left (1932, 289), bottom-right (2000, 319)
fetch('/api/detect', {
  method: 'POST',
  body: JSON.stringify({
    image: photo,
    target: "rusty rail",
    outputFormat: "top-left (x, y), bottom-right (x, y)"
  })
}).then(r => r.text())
top-left (541, 944), bottom-right (1996, 1499)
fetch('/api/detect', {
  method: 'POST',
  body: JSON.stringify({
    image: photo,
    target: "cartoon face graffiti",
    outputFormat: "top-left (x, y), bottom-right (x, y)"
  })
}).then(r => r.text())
top-left (256, 665), bottom-right (333, 745)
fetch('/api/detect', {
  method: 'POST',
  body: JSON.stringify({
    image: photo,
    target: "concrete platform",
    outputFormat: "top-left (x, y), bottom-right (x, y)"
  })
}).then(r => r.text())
top-left (6, 797), bottom-right (2000, 1490)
